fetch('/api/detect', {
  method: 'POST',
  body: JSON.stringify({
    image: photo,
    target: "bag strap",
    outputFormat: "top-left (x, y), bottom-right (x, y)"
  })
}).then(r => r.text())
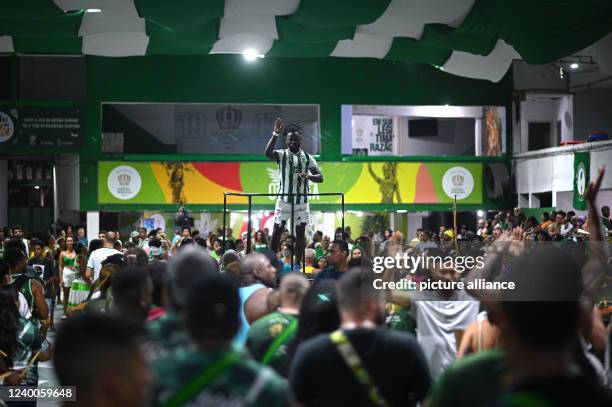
top-left (329, 330), bottom-right (390, 407)
top-left (162, 352), bottom-right (240, 407)
top-left (261, 318), bottom-right (298, 365)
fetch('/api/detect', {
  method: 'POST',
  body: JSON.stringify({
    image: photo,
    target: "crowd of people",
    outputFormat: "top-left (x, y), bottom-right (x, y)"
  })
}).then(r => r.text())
top-left (0, 169), bottom-right (612, 406)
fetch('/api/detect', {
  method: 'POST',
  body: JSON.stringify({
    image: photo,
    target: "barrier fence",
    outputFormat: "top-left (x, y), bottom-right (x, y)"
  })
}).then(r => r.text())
top-left (222, 192), bottom-right (345, 272)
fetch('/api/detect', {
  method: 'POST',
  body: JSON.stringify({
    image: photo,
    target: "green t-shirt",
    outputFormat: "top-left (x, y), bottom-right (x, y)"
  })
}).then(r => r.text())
top-left (246, 311), bottom-right (298, 377)
top-left (145, 312), bottom-right (190, 362)
top-left (152, 348), bottom-right (288, 407)
top-left (428, 349), bottom-right (508, 407)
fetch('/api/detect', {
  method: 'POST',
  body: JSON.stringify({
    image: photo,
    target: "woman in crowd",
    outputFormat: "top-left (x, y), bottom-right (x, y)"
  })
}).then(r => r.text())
top-left (253, 230), bottom-right (268, 253)
top-left (350, 246), bottom-right (363, 261)
top-left (316, 255), bottom-right (329, 270)
top-left (58, 236), bottom-right (78, 316)
top-left (67, 243), bottom-right (91, 311)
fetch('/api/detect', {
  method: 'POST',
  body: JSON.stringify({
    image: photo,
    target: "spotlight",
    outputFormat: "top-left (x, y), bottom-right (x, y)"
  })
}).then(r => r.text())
top-left (86, 9), bottom-right (102, 13)
top-left (570, 63), bottom-right (579, 69)
top-left (397, 209), bottom-right (407, 213)
top-left (477, 210), bottom-right (484, 217)
top-left (243, 48), bottom-right (262, 62)
top-left (34, 185), bottom-right (40, 190)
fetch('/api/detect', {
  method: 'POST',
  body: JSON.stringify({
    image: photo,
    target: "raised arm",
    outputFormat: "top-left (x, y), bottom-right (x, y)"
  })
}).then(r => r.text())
top-left (265, 117), bottom-right (283, 162)
top-left (582, 165), bottom-right (608, 298)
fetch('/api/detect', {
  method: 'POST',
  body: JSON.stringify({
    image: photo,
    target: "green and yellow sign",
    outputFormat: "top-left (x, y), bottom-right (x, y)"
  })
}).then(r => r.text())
top-left (99, 161), bottom-right (482, 205)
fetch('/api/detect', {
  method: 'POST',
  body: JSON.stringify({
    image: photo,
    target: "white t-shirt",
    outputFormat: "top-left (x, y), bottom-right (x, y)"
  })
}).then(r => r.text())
top-left (87, 247), bottom-right (122, 282)
top-left (410, 289), bottom-right (479, 379)
top-left (18, 292), bottom-right (31, 319)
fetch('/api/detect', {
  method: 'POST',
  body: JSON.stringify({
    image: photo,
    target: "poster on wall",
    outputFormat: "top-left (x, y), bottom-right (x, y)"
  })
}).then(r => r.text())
top-left (99, 161), bottom-right (482, 206)
top-left (482, 107), bottom-right (504, 156)
top-left (0, 107), bottom-right (84, 149)
top-left (351, 115), bottom-right (399, 156)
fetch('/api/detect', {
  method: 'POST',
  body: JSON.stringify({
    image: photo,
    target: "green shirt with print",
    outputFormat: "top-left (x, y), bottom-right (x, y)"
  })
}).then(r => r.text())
top-left (152, 347), bottom-right (288, 407)
top-left (246, 311), bottom-right (297, 377)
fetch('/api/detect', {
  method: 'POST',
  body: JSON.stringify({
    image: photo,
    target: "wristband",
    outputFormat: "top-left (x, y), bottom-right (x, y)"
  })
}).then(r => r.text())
top-left (272, 132), bottom-right (279, 137)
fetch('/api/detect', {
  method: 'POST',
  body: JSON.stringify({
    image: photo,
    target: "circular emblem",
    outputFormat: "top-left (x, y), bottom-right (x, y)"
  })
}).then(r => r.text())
top-left (0, 111), bottom-right (15, 143)
top-left (442, 166), bottom-right (474, 200)
top-left (107, 165), bottom-right (142, 200)
top-left (268, 323), bottom-right (284, 337)
top-left (576, 162), bottom-right (586, 201)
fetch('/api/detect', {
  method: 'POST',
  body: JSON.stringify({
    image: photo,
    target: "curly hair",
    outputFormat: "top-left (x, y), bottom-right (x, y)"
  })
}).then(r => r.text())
top-left (283, 122), bottom-right (304, 138)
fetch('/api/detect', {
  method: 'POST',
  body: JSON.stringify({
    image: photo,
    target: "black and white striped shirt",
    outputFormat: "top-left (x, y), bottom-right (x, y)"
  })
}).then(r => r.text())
top-left (274, 148), bottom-right (319, 204)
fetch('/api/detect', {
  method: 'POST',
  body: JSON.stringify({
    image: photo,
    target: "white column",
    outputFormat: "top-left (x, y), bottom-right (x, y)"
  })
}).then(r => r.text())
top-left (0, 160), bottom-right (7, 227)
top-left (474, 118), bottom-right (483, 156)
top-left (87, 211), bottom-right (100, 242)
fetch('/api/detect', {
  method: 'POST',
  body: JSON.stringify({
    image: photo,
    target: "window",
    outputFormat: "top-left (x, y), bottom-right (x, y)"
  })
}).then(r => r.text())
top-left (342, 105), bottom-right (506, 157)
top-left (101, 103), bottom-right (320, 155)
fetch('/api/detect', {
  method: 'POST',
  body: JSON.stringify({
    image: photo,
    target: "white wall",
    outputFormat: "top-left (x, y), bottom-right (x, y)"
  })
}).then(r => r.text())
top-left (514, 141), bottom-right (612, 209)
top-left (0, 160), bottom-right (7, 228)
top-left (55, 155), bottom-right (80, 224)
top-left (518, 94), bottom-right (573, 153)
top-left (573, 89), bottom-right (612, 141)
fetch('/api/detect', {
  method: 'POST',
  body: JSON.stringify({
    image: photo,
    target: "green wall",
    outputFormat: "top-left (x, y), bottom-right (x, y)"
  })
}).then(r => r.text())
top-left (1, 54), bottom-right (513, 211)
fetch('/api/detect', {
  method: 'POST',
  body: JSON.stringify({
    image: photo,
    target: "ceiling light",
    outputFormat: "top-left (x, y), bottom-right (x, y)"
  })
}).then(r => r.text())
top-left (243, 48), bottom-right (260, 62)
top-left (86, 9), bottom-right (102, 13)
top-left (397, 209), bottom-right (407, 213)
top-left (477, 210), bottom-right (484, 217)
top-left (570, 63), bottom-right (579, 69)
top-left (34, 185), bottom-right (40, 190)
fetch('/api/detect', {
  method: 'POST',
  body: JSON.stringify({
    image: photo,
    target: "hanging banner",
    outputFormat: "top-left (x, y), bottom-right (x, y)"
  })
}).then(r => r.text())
top-left (0, 107), bottom-right (84, 149)
top-left (351, 115), bottom-right (399, 156)
top-left (573, 151), bottom-right (590, 210)
top-left (99, 161), bottom-right (482, 206)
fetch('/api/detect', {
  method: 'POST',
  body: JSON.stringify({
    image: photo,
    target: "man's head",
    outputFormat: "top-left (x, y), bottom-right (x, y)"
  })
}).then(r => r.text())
top-left (31, 239), bottom-right (44, 259)
top-left (54, 314), bottom-right (151, 407)
top-left (284, 123), bottom-right (303, 152)
top-left (104, 231), bottom-right (117, 247)
top-left (77, 227), bottom-right (85, 239)
top-left (337, 269), bottom-right (384, 326)
top-left (327, 240), bottom-right (349, 267)
top-left (4, 248), bottom-right (27, 273)
top-left (98, 231), bottom-right (106, 240)
top-left (334, 228), bottom-right (344, 241)
top-left (321, 235), bottom-right (331, 250)
top-left (138, 227), bottom-right (147, 240)
top-left (182, 227), bottom-right (191, 238)
top-left (279, 273), bottom-right (309, 310)
top-left (186, 274), bottom-right (240, 346)
top-left (11, 225), bottom-right (22, 238)
top-left (222, 250), bottom-right (240, 269)
top-left (240, 253), bottom-right (276, 287)
top-left (167, 246), bottom-right (218, 309)
top-left (304, 248), bottom-right (316, 266)
top-left (419, 230), bottom-right (432, 242)
top-left (111, 267), bottom-right (153, 323)
top-left (281, 243), bottom-right (292, 259)
top-left (602, 205), bottom-right (610, 218)
top-left (496, 247), bottom-right (582, 359)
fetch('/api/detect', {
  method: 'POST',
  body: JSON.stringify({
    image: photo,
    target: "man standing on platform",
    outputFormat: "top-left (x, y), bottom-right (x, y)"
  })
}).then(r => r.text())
top-left (265, 118), bottom-right (323, 265)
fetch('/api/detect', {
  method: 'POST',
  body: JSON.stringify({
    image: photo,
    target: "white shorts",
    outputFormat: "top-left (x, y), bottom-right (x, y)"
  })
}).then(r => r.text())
top-left (63, 267), bottom-right (76, 288)
top-left (274, 199), bottom-right (310, 225)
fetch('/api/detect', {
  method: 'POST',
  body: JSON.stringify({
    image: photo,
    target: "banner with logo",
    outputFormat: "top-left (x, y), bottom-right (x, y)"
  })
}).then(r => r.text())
top-left (351, 115), bottom-right (399, 156)
top-left (0, 107), bottom-right (84, 149)
top-left (99, 161), bottom-right (482, 206)
top-left (573, 151), bottom-right (590, 210)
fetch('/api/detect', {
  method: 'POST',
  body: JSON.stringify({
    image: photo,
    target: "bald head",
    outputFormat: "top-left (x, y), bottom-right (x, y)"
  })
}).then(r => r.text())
top-left (104, 231), bottom-right (117, 245)
top-left (240, 253), bottom-right (276, 287)
top-left (279, 272), bottom-right (309, 309)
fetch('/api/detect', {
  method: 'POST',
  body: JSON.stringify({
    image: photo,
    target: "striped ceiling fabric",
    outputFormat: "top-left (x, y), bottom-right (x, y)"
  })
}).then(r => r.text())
top-left (0, 0), bottom-right (608, 81)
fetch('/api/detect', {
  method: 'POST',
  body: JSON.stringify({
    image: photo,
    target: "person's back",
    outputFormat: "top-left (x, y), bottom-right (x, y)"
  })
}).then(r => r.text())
top-left (290, 269), bottom-right (430, 406)
top-left (291, 328), bottom-right (430, 406)
top-left (153, 274), bottom-right (287, 406)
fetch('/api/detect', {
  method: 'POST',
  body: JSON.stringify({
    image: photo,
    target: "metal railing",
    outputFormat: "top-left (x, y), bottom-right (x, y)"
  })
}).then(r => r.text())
top-left (222, 192), bottom-right (345, 272)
